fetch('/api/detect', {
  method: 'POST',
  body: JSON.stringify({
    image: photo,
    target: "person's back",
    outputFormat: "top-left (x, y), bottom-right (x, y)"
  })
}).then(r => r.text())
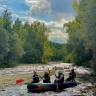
top-left (32, 71), bottom-right (39, 83)
top-left (43, 72), bottom-right (51, 83)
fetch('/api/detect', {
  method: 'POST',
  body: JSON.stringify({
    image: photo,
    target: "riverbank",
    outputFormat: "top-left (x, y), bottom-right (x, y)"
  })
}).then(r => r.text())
top-left (0, 62), bottom-right (96, 96)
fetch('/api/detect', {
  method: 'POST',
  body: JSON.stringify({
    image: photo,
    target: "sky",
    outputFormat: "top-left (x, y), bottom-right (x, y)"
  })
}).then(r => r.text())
top-left (0, 0), bottom-right (75, 43)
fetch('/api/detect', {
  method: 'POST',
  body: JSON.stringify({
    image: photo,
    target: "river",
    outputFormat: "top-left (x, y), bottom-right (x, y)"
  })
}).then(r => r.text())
top-left (0, 63), bottom-right (95, 96)
top-left (0, 75), bottom-right (70, 96)
top-left (0, 75), bottom-right (94, 96)
top-left (1, 82), bottom-right (93, 96)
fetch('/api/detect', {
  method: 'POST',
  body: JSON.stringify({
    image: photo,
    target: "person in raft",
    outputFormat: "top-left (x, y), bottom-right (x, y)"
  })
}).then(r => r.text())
top-left (54, 71), bottom-right (64, 83)
top-left (32, 71), bottom-right (40, 83)
top-left (66, 68), bottom-right (76, 82)
top-left (43, 69), bottom-right (51, 83)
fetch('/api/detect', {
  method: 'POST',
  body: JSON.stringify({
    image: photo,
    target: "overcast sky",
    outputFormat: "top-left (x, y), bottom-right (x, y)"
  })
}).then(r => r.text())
top-left (0, 0), bottom-right (75, 43)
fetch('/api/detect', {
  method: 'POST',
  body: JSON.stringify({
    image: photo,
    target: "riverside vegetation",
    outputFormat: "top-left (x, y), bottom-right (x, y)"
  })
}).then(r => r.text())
top-left (0, 9), bottom-right (64, 68)
top-left (63, 0), bottom-right (96, 72)
top-left (0, 0), bottom-right (96, 95)
top-left (0, 0), bottom-right (96, 73)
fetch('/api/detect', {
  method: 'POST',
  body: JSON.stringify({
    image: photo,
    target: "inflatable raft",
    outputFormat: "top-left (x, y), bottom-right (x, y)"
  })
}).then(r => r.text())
top-left (27, 82), bottom-right (77, 92)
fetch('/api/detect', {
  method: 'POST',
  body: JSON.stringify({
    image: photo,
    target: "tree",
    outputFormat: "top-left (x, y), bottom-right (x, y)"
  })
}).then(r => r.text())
top-left (64, 0), bottom-right (96, 71)
top-left (0, 26), bottom-right (10, 67)
top-left (0, 10), bottom-right (55, 67)
top-left (1, 9), bottom-right (12, 32)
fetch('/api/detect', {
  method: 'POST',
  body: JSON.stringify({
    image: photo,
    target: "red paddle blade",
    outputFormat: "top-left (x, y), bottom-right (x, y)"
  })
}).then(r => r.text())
top-left (56, 83), bottom-right (58, 91)
top-left (16, 79), bottom-right (24, 84)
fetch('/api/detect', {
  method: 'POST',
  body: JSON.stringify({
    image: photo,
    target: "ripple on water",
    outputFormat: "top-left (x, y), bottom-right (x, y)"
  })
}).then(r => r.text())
top-left (0, 85), bottom-right (70, 96)
top-left (0, 75), bottom-right (78, 96)
top-left (1, 84), bottom-right (93, 96)
top-left (0, 85), bottom-right (59, 96)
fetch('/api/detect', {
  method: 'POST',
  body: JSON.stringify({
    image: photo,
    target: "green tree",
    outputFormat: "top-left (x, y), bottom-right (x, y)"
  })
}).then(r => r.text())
top-left (0, 26), bottom-right (10, 67)
top-left (1, 9), bottom-right (12, 32)
top-left (64, 0), bottom-right (96, 71)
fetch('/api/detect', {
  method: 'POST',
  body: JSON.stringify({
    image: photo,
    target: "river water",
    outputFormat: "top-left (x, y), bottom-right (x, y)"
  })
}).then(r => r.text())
top-left (0, 84), bottom-right (78, 96)
top-left (0, 63), bottom-right (94, 96)
top-left (0, 75), bottom-right (78, 96)
top-left (0, 75), bottom-right (89, 96)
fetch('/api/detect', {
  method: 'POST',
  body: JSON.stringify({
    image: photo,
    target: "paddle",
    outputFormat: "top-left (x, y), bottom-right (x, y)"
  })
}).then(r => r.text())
top-left (56, 82), bottom-right (58, 91)
top-left (55, 71), bottom-right (59, 91)
top-left (55, 75), bottom-right (59, 91)
top-left (16, 69), bottom-right (51, 84)
top-left (16, 79), bottom-right (24, 84)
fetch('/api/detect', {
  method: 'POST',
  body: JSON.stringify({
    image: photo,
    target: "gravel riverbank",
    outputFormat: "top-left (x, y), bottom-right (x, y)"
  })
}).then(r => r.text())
top-left (0, 63), bottom-right (96, 96)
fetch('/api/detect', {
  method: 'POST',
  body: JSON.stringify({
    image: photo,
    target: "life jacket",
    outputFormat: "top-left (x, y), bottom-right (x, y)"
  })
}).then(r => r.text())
top-left (32, 74), bottom-right (39, 83)
top-left (43, 73), bottom-right (50, 83)
top-left (69, 72), bottom-right (76, 78)
top-left (57, 73), bottom-right (64, 83)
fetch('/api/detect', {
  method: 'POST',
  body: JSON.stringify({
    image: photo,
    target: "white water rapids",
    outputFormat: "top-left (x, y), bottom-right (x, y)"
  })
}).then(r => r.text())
top-left (0, 63), bottom-right (94, 96)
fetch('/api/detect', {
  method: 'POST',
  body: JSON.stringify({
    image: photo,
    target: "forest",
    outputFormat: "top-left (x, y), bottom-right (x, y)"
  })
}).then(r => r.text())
top-left (0, 10), bottom-right (65, 68)
top-left (63, 0), bottom-right (96, 71)
top-left (0, 0), bottom-right (96, 72)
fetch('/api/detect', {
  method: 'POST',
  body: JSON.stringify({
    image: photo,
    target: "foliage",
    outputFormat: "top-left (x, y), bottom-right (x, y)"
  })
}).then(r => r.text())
top-left (64, 0), bottom-right (96, 71)
top-left (0, 10), bottom-right (56, 67)
top-left (50, 42), bottom-right (64, 61)
top-left (0, 26), bottom-right (10, 67)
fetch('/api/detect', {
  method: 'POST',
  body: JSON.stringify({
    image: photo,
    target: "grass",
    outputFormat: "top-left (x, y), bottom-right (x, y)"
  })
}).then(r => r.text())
top-left (0, 70), bottom-right (55, 87)
top-left (94, 91), bottom-right (96, 96)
